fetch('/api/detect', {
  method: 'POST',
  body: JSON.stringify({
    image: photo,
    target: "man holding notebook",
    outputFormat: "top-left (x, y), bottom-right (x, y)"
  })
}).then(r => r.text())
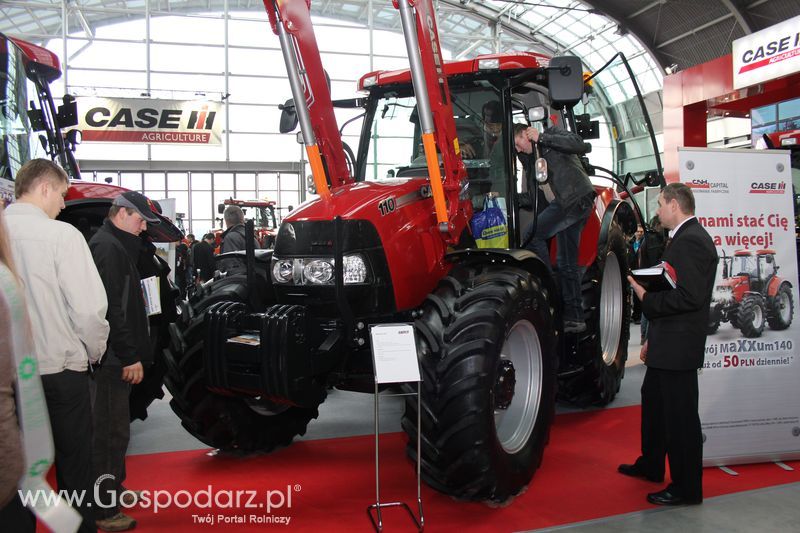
top-left (620, 182), bottom-right (718, 507)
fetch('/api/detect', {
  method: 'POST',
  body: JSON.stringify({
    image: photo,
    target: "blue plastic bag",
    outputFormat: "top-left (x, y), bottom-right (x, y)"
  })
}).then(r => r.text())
top-left (471, 196), bottom-right (508, 248)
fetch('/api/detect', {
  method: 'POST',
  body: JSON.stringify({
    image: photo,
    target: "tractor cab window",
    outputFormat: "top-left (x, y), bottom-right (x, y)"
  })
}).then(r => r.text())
top-left (760, 254), bottom-right (776, 280)
top-left (1, 34), bottom-right (48, 196)
top-left (363, 84), bottom-right (509, 214)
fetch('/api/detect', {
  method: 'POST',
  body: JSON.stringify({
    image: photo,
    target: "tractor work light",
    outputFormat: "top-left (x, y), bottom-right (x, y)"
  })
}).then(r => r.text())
top-left (271, 254), bottom-right (370, 285)
top-left (478, 58), bottom-right (500, 70)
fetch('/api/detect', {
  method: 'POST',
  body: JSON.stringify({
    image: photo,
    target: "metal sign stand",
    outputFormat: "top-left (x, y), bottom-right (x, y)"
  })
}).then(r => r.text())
top-left (366, 381), bottom-right (424, 532)
top-left (366, 323), bottom-right (424, 532)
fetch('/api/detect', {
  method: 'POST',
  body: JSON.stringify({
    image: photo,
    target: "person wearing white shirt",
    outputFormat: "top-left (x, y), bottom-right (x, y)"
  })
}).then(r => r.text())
top-left (4, 159), bottom-right (109, 533)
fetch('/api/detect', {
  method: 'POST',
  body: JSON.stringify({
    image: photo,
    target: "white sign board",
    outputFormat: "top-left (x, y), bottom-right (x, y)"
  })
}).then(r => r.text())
top-left (370, 324), bottom-right (421, 384)
top-left (77, 97), bottom-right (222, 145)
top-left (732, 14), bottom-right (800, 89)
top-left (679, 147), bottom-right (800, 466)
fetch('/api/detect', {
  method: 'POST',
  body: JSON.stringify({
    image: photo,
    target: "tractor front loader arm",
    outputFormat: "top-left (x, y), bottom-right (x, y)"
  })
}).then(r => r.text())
top-left (393, 0), bottom-right (471, 244)
top-left (264, 0), bottom-right (353, 199)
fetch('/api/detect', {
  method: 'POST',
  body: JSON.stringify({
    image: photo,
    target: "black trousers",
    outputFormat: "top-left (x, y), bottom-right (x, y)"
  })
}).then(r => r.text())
top-left (40, 369), bottom-right (97, 532)
top-left (0, 493), bottom-right (35, 532)
top-left (91, 363), bottom-right (130, 520)
top-left (639, 366), bottom-right (703, 501)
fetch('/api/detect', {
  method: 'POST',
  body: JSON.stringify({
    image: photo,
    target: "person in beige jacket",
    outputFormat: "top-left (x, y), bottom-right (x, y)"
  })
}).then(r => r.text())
top-left (5, 159), bottom-right (109, 533)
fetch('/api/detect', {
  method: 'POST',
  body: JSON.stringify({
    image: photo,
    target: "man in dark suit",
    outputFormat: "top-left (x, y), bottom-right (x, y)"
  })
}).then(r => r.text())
top-left (620, 182), bottom-right (718, 506)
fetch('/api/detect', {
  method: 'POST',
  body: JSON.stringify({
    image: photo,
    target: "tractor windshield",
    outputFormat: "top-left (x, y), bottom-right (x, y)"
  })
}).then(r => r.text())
top-left (364, 84), bottom-right (504, 182)
top-left (733, 255), bottom-right (757, 277)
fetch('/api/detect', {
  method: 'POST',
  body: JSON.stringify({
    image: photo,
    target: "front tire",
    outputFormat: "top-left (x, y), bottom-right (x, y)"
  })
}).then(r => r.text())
top-left (164, 275), bottom-right (323, 452)
top-left (403, 263), bottom-right (557, 504)
top-left (737, 294), bottom-right (766, 338)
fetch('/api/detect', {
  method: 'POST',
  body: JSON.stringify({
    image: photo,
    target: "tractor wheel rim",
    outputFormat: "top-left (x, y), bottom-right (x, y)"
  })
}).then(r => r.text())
top-left (496, 320), bottom-right (542, 455)
top-left (245, 397), bottom-right (290, 416)
top-left (779, 291), bottom-right (791, 322)
top-left (600, 252), bottom-right (623, 366)
top-left (753, 304), bottom-right (763, 327)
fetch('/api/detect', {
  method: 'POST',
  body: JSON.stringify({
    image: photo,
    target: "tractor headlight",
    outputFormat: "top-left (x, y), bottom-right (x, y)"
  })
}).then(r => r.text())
top-left (272, 259), bottom-right (294, 283)
top-left (343, 254), bottom-right (368, 284)
top-left (272, 254), bottom-right (370, 285)
top-left (303, 259), bottom-right (334, 285)
top-left (712, 286), bottom-right (733, 303)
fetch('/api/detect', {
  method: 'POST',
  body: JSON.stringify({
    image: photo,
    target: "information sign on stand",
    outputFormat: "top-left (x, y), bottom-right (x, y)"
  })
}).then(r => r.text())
top-left (368, 324), bottom-right (424, 532)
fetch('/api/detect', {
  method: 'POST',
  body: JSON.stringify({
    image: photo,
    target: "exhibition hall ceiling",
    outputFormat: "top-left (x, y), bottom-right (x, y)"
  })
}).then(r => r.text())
top-left (0, 0), bottom-right (797, 94)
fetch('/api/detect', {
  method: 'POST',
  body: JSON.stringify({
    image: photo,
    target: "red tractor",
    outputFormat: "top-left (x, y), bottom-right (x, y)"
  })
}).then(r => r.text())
top-left (709, 249), bottom-right (794, 337)
top-left (214, 197), bottom-right (280, 249)
top-left (163, 0), bottom-right (659, 505)
top-left (1, 32), bottom-right (183, 420)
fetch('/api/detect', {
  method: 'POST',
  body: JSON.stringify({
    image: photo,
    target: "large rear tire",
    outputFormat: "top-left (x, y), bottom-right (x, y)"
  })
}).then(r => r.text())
top-left (403, 263), bottom-right (557, 504)
top-left (737, 294), bottom-right (766, 338)
top-left (561, 220), bottom-right (630, 405)
top-left (767, 283), bottom-right (793, 330)
top-left (164, 275), bottom-right (323, 452)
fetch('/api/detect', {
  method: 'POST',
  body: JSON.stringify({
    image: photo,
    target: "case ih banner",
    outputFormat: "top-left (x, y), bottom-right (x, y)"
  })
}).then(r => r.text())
top-left (77, 97), bottom-right (222, 145)
top-left (679, 148), bottom-right (800, 467)
top-left (732, 14), bottom-right (800, 90)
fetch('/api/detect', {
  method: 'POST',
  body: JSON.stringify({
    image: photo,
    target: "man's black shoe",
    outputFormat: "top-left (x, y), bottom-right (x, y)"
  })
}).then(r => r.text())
top-left (617, 463), bottom-right (663, 482)
top-left (647, 488), bottom-right (702, 506)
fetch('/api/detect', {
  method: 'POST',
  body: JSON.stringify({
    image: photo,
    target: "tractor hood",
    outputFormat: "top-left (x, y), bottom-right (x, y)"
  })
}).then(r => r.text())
top-left (286, 178), bottom-right (431, 223)
top-left (718, 276), bottom-right (748, 289)
top-left (62, 180), bottom-right (183, 243)
top-left (275, 177), bottom-right (450, 311)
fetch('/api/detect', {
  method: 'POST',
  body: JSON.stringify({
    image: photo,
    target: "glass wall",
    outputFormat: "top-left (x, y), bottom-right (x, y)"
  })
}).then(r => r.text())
top-left (83, 169), bottom-right (298, 235)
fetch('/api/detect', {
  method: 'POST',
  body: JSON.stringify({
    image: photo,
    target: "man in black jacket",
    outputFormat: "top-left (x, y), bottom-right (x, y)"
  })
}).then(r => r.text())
top-left (219, 205), bottom-right (259, 274)
top-left (89, 191), bottom-right (160, 531)
top-left (192, 233), bottom-right (216, 282)
top-left (620, 183), bottom-right (718, 506)
top-left (514, 122), bottom-right (596, 333)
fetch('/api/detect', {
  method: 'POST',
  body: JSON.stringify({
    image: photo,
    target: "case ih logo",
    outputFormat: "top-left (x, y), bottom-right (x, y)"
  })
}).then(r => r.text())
top-left (738, 33), bottom-right (800, 74)
top-left (749, 181), bottom-right (786, 194)
top-left (77, 97), bottom-right (223, 145)
top-left (732, 15), bottom-right (800, 89)
top-left (685, 179), bottom-right (729, 193)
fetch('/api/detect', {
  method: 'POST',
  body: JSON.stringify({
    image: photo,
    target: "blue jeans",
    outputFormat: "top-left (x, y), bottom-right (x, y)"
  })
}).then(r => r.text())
top-left (525, 199), bottom-right (591, 322)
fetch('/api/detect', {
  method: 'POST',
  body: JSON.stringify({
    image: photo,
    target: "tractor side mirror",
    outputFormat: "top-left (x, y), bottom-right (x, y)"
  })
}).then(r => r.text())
top-left (278, 99), bottom-right (298, 134)
top-left (217, 203), bottom-right (224, 215)
top-left (528, 106), bottom-right (546, 123)
top-left (28, 105), bottom-right (46, 132)
top-left (766, 255), bottom-right (774, 264)
top-left (549, 56), bottom-right (583, 107)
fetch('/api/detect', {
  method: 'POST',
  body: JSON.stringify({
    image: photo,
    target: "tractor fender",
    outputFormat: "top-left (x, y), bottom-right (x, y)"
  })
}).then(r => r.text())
top-left (598, 199), bottom-right (637, 251)
top-left (766, 277), bottom-right (791, 297)
top-left (596, 199), bottom-right (636, 267)
top-left (446, 248), bottom-right (560, 317)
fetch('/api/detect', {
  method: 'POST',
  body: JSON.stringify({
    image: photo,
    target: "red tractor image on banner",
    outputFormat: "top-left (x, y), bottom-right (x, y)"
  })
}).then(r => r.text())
top-left (709, 249), bottom-right (794, 337)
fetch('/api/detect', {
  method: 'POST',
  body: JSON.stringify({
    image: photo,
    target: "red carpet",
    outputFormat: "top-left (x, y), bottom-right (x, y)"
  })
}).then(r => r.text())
top-left (43, 405), bottom-right (800, 531)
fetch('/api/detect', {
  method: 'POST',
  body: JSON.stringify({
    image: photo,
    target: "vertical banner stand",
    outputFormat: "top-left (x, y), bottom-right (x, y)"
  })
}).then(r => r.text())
top-left (367, 324), bottom-right (424, 532)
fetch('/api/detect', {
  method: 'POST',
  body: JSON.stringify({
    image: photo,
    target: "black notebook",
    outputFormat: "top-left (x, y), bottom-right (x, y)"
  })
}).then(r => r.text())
top-left (631, 262), bottom-right (677, 291)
